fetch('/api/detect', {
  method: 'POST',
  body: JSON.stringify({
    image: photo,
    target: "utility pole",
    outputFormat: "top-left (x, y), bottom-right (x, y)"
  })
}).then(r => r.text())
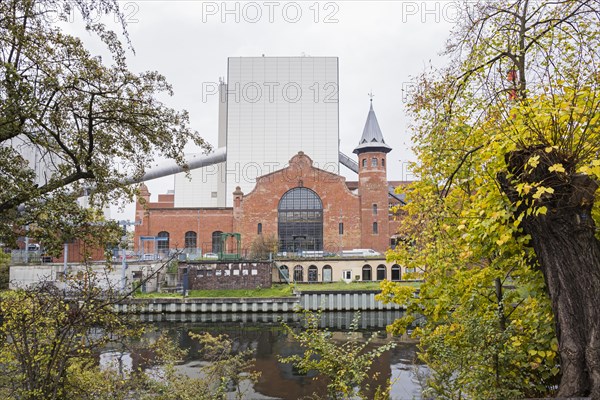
top-left (118, 220), bottom-right (141, 293)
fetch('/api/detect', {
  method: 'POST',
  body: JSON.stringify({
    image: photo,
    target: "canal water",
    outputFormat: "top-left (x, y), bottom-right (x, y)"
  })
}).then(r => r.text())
top-left (133, 311), bottom-right (426, 400)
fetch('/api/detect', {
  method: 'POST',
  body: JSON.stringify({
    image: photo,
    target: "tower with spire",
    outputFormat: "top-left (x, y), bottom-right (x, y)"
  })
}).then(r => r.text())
top-left (353, 99), bottom-right (392, 252)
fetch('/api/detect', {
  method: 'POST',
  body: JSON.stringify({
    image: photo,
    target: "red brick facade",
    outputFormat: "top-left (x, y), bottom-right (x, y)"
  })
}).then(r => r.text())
top-left (232, 152), bottom-right (362, 253)
top-left (356, 151), bottom-right (391, 251)
top-left (134, 151), bottom-right (401, 255)
top-left (135, 185), bottom-right (234, 254)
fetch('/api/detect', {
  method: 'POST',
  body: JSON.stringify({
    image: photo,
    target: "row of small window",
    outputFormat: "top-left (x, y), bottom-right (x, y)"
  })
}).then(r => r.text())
top-left (279, 264), bottom-right (402, 282)
top-left (155, 231), bottom-right (224, 253)
top-left (196, 269), bottom-right (258, 277)
top-left (361, 157), bottom-right (386, 168)
top-left (157, 221), bottom-right (378, 249)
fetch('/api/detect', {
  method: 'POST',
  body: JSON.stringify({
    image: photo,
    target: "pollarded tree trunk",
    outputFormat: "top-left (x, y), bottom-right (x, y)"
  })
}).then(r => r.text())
top-left (499, 147), bottom-right (600, 399)
top-left (526, 204), bottom-right (600, 398)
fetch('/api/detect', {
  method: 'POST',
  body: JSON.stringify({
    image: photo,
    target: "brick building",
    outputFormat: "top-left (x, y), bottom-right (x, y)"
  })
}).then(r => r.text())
top-left (134, 101), bottom-right (406, 257)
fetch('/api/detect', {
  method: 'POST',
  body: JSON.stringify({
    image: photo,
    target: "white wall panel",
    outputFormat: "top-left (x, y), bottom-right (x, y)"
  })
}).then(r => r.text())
top-left (225, 57), bottom-right (340, 205)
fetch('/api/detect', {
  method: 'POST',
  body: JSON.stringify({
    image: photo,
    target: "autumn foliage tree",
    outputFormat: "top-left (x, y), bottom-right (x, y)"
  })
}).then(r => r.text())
top-left (381, 1), bottom-right (600, 398)
top-left (0, 0), bottom-right (209, 249)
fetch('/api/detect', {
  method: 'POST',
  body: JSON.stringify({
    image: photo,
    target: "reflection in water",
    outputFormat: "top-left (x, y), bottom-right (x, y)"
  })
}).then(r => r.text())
top-left (135, 311), bottom-right (424, 399)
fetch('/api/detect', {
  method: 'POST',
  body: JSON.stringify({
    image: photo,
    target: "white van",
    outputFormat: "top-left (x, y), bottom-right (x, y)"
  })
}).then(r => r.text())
top-left (340, 249), bottom-right (381, 257)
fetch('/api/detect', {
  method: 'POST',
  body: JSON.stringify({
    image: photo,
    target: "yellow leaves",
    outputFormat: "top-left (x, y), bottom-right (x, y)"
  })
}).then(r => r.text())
top-left (513, 213), bottom-right (524, 227)
top-left (548, 163), bottom-right (565, 173)
top-left (532, 186), bottom-right (554, 199)
top-left (535, 206), bottom-right (548, 216)
top-left (376, 281), bottom-right (417, 306)
top-left (527, 155), bottom-right (540, 169)
top-left (578, 160), bottom-right (600, 179)
top-left (516, 183), bottom-right (533, 195)
top-left (496, 233), bottom-right (512, 246)
top-left (459, 249), bottom-right (473, 260)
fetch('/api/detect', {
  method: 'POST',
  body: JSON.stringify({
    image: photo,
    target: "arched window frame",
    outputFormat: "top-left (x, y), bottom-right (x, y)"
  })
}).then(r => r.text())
top-left (362, 264), bottom-right (372, 281)
top-left (391, 264), bottom-right (401, 281)
top-left (279, 265), bottom-right (289, 281)
top-left (376, 264), bottom-right (386, 281)
top-left (157, 231), bottom-right (169, 252)
top-left (322, 265), bottom-right (333, 282)
top-left (184, 231), bottom-right (197, 249)
top-left (212, 231), bottom-right (223, 254)
top-left (308, 265), bottom-right (318, 282)
top-left (293, 265), bottom-right (304, 282)
top-left (278, 188), bottom-right (323, 253)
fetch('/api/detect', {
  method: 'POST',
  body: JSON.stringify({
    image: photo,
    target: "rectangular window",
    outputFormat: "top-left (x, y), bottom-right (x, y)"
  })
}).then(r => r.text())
top-left (373, 222), bottom-right (378, 234)
top-left (362, 159), bottom-right (366, 167)
top-left (372, 204), bottom-right (378, 215)
top-left (371, 157), bottom-right (378, 167)
top-left (343, 270), bottom-right (352, 280)
top-left (339, 222), bottom-right (344, 235)
top-left (257, 223), bottom-right (262, 234)
top-left (381, 158), bottom-right (385, 167)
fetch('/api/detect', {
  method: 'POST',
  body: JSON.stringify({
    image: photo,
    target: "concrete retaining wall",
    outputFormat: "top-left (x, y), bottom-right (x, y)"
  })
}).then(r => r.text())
top-left (299, 291), bottom-right (402, 311)
top-left (118, 291), bottom-right (402, 314)
top-left (116, 297), bottom-right (300, 314)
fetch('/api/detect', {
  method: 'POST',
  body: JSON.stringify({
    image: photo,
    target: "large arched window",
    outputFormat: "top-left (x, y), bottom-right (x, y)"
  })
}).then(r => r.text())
top-left (212, 231), bottom-right (223, 253)
top-left (293, 265), bottom-right (304, 282)
top-left (184, 231), bottom-right (197, 249)
top-left (362, 265), bottom-right (372, 281)
top-left (278, 188), bottom-right (323, 252)
top-left (376, 265), bottom-right (387, 281)
top-left (308, 265), bottom-right (318, 282)
top-left (157, 231), bottom-right (169, 252)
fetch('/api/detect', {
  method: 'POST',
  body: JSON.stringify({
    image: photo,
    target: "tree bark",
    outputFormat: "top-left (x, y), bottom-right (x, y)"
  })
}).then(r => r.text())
top-left (499, 147), bottom-right (600, 398)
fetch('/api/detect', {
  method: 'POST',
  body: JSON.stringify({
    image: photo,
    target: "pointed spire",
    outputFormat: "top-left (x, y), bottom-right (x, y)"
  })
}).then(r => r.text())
top-left (353, 100), bottom-right (392, 155)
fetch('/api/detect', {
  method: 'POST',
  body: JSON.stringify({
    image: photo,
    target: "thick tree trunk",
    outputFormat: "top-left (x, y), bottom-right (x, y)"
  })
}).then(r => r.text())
top-left (499, 147), bottom-right (600, 399)
top-left (526, 207), bottom-right (600, 398)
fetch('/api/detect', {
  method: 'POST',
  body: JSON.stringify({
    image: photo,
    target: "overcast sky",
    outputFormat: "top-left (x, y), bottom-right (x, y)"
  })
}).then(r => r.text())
top-left (64, 1), bottom-right (458, 219)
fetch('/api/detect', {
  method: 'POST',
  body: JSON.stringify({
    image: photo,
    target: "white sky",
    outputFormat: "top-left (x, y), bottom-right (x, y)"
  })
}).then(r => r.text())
top-left (63, 1), bottom-right (459, 220)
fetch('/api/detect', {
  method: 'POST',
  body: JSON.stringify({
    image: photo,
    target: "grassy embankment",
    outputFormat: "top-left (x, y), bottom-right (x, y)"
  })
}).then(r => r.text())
top-left (134, 281), bottom-right (421, 299)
